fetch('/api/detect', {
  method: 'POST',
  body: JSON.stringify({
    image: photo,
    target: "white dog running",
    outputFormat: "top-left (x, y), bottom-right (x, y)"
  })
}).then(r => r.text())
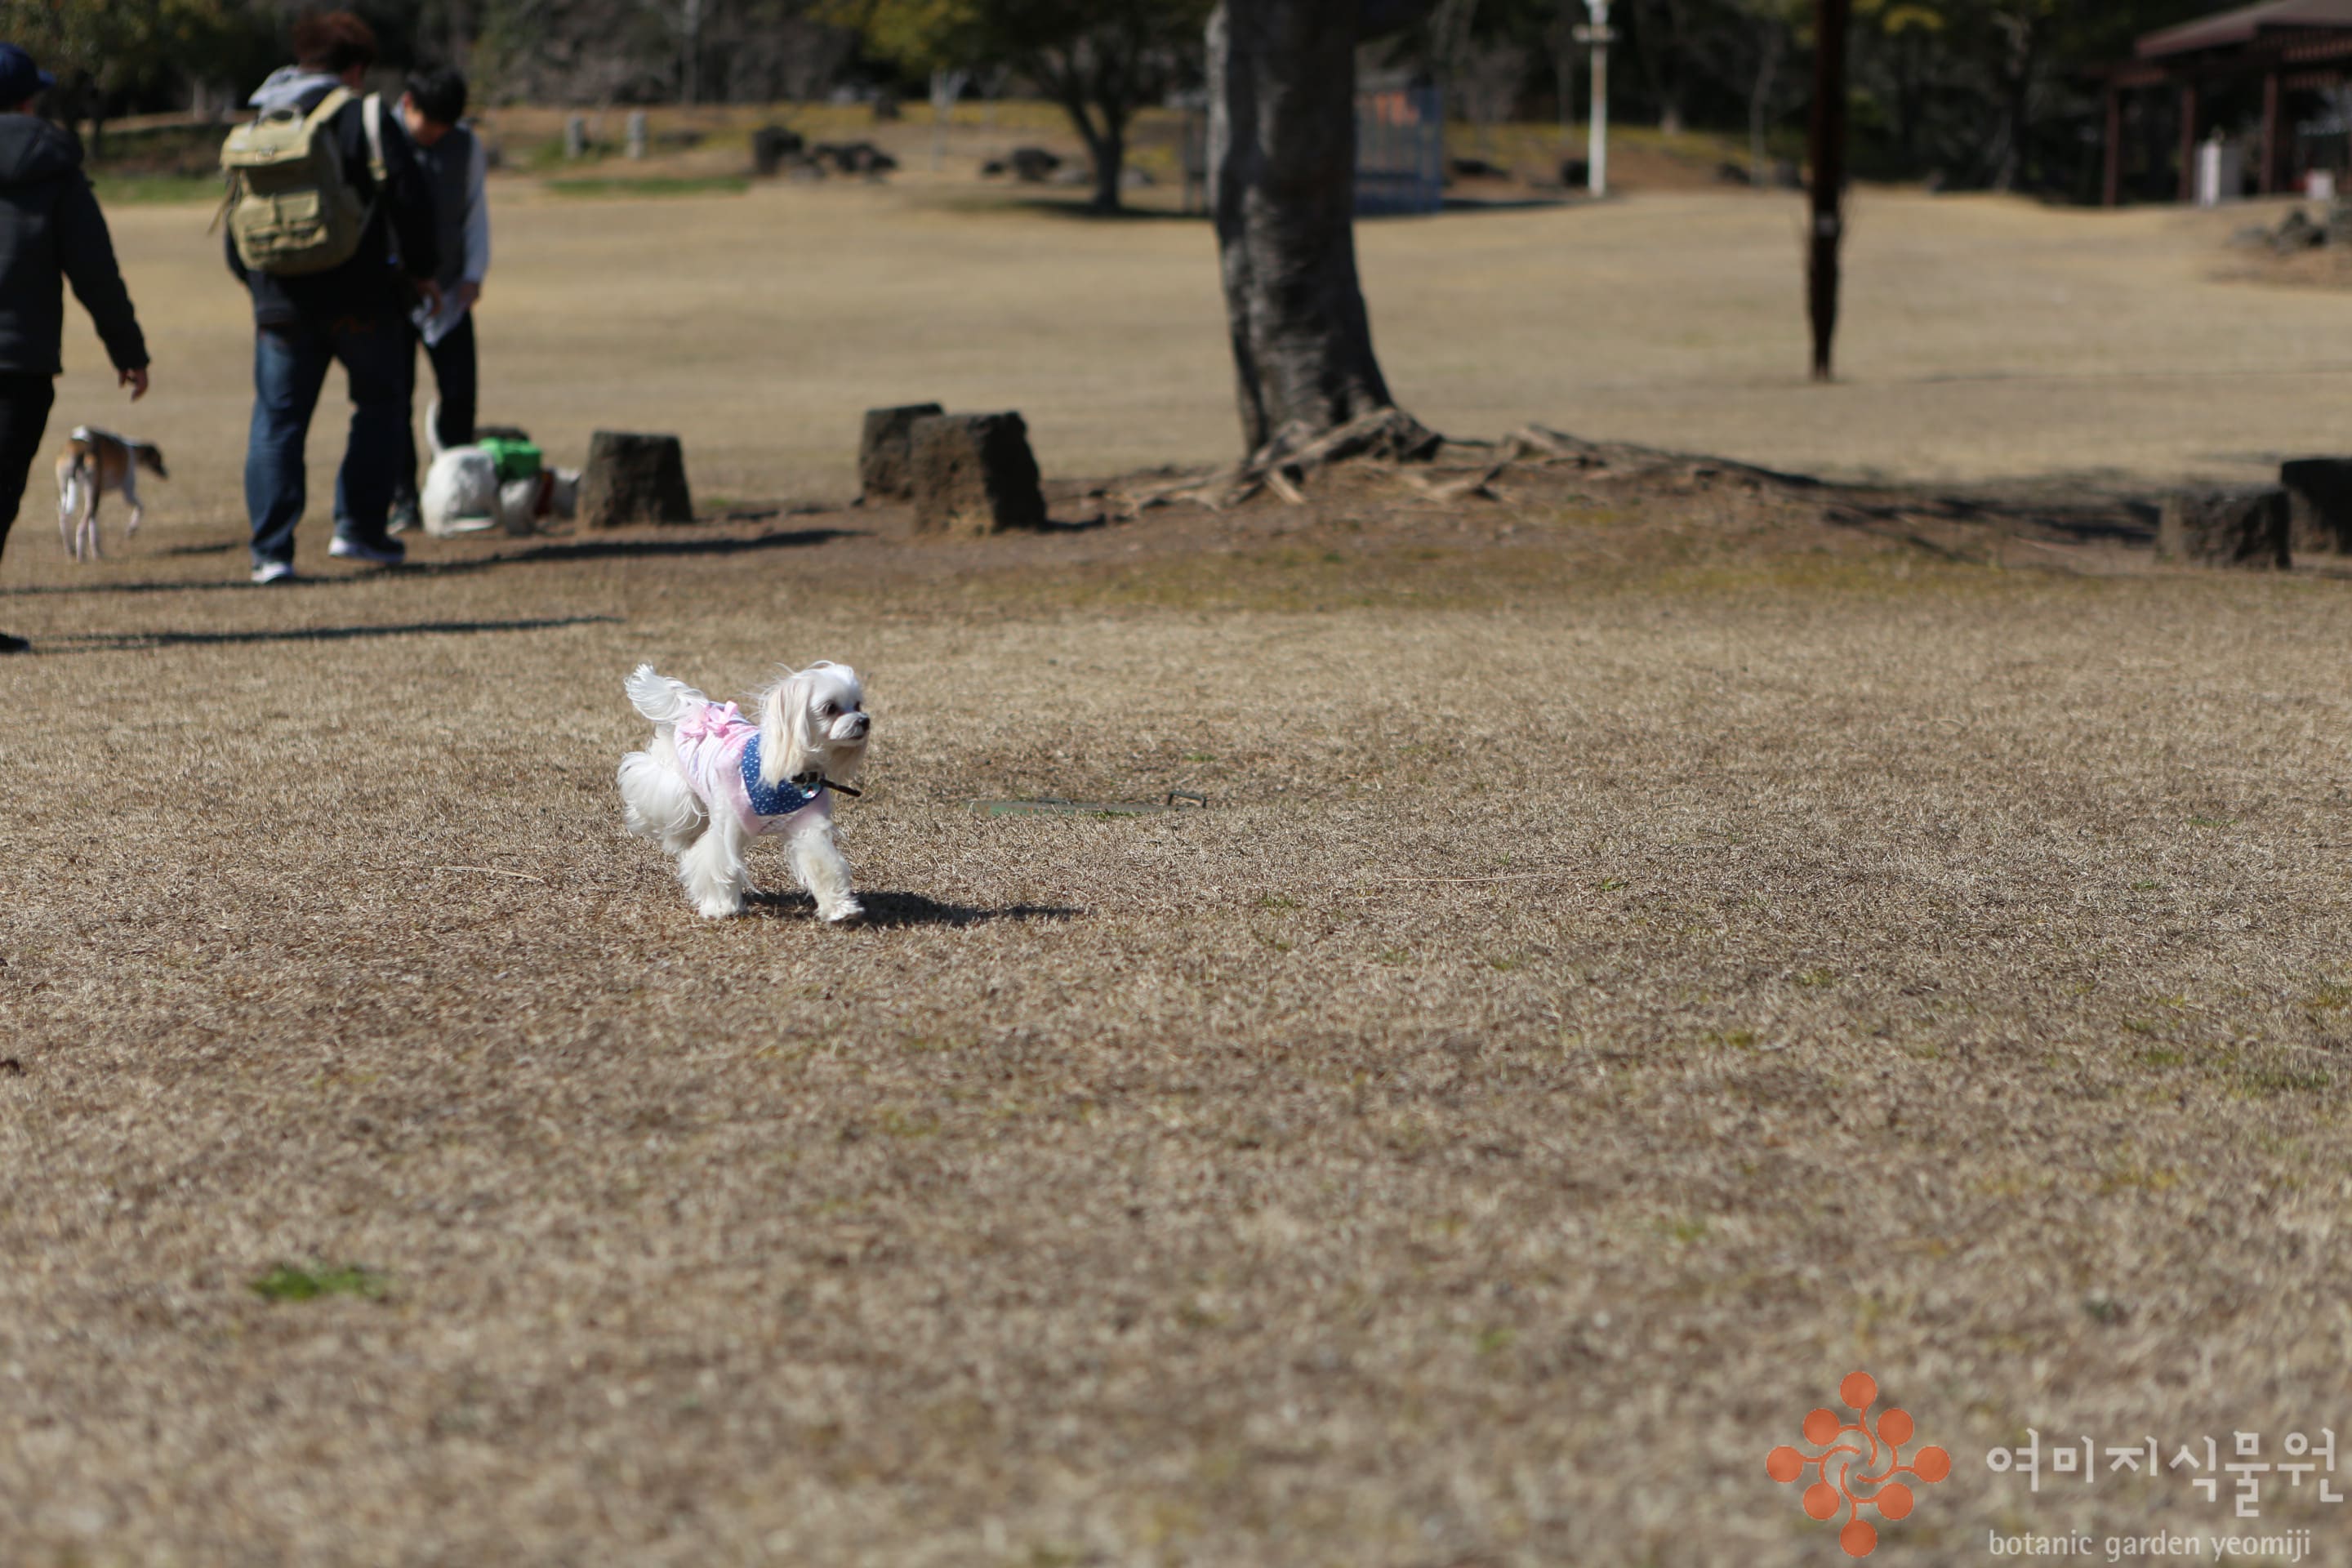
top-left (617, 662), bottom-right (871, 920)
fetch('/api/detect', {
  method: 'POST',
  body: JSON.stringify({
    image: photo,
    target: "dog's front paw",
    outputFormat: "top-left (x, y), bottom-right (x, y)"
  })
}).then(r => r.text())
top-left (696, 894), bottom-right (746, 919)
top-left (822, 898), bottom-right (865, 925)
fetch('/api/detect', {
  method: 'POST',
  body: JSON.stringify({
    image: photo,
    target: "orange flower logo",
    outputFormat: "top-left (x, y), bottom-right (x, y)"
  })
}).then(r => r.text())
top-left (1766, 1371), bottom-right (1951, 1557)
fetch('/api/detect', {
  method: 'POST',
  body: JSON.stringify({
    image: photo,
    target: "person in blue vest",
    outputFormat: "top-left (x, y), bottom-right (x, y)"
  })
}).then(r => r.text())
top-left (390, 65), bottom-right (488, 532)
top-left (0, 42), bottom-right (149, 652)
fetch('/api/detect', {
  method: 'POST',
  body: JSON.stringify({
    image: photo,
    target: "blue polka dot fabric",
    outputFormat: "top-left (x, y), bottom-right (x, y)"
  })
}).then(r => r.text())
top-left (739, 734), bottom-right (821, 821)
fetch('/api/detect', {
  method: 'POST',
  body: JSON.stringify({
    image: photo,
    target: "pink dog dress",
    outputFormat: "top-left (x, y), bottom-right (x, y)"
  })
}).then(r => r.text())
top-left (670, 702), bottom-right (831, 835)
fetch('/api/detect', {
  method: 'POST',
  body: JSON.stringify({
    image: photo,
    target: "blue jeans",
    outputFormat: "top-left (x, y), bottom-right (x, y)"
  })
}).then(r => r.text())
top-left (245, 310), bottom-right (415, 569)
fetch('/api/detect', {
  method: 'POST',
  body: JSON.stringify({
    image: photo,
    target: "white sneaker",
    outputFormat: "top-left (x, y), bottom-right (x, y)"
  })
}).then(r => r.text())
top-left (250, 560), bottom-right (296, 585)
top-left (328, 533), bottom-right (405, 565)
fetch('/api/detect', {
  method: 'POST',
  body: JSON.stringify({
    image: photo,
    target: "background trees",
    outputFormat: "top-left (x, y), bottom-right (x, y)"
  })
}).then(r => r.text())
top-left (7, 0), bottom-right (2244, 204)
top-left (848, 0), bottom-right (1213, 212)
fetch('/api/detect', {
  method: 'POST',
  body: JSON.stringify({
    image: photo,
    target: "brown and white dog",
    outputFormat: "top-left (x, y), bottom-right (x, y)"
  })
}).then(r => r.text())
top-left (56, 425), bottom-right (167, 562)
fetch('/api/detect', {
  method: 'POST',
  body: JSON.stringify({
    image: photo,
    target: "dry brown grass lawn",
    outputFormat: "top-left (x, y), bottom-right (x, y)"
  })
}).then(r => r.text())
top-left (6, 449), bottom-right (2352, 1566)
top-left (58, 172), bottom-right (2352, 519)
top-left (7, 180), bottom-right (2352, 1567)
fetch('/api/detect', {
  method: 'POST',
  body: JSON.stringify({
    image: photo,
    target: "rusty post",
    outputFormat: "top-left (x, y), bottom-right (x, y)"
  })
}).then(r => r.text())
top-left (1807, 0), bottom-right (1851, 381)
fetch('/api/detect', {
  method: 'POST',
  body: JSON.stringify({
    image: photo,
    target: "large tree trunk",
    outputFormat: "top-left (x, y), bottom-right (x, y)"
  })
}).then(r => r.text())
top-left (1209, 0), bottom-right (1434, 462)
top-left (1087, 113), bottom-right (1128, 213)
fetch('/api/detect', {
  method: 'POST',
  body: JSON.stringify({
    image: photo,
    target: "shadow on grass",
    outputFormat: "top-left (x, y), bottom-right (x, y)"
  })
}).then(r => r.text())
top-left (1000, 195), bottom-right (1201, 224)
top-left (749, 889), bottom-right (1081, 928)
top-left (484, 527), bottom-right (858, 568)
top-left (1831, 493), bottom-right (2158, 549)
top-left (1, 526), bottom-right (857, 597)
top-left (38, 614), bottom-right (620, 653)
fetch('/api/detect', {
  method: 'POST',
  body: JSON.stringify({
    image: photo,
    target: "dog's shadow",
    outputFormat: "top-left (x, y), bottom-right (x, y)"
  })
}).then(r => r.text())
top-left (748, 889), bottom-right (1080, 928)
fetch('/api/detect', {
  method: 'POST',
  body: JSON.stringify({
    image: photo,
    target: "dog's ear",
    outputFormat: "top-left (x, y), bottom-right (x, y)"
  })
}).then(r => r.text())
top-left (137, 446), bottom-right (167, 479)
top-left (759, 670), bottom-right (817, 785)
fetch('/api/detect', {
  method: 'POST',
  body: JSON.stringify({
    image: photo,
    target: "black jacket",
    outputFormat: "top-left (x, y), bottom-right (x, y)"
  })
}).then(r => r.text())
top-left (226, 76), bottom-right (439, 327)
top-left (0, 114), bottom-right (146, 376)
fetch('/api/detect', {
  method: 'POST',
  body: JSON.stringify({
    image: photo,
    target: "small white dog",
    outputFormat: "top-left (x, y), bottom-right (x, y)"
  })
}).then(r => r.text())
top-left (418, 412), bottom-right (580, 537)
top-left (55, 425), bottom-right (167, 561)
top-left (617, 661), bottom-right (871, 921)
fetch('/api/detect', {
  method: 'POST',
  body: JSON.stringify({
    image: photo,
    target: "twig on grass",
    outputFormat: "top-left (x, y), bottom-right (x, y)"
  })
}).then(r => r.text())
top-left (432, 865), bottom-right (550, 884)
top-left (1339, 871), bottom-right (1589, 887)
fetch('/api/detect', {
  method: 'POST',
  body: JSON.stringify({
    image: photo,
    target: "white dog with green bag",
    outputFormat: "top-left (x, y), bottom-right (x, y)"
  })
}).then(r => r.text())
top-left (419, 412), bottom-right (578, 537)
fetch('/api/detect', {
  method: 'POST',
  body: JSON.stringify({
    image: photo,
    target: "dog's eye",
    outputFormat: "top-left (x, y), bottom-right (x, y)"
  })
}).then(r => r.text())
top-left (817, 701), bottom-right (835, 715)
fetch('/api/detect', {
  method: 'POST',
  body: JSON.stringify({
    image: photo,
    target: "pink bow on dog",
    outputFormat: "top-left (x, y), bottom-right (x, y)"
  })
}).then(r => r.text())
top-left (675, 702), bottom-right (745, 744)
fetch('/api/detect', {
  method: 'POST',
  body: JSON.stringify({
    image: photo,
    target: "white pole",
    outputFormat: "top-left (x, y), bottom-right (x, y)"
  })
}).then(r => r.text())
top-left (1585, 0), bottom-right (1611, 197)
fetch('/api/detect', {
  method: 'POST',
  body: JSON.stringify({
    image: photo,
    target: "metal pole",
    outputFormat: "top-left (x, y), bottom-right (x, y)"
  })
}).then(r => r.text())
top-left (1585, 0), bottom-right (1611, 197)
top-left (1557, 2), bottom-right (1576, 151)
top-left (2103, 85), bottom-right (2123, 207)
top-left (1806, 0), bottom-right (1850, 381)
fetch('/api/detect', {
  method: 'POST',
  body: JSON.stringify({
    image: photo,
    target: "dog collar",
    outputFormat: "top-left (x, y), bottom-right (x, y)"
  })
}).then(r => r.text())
top-left (738, 735), bottom-right (822, 820)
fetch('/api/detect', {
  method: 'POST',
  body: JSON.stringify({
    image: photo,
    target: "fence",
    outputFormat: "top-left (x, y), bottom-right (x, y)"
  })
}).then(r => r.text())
top-left (1356, 84), bottom-right (1444, 216)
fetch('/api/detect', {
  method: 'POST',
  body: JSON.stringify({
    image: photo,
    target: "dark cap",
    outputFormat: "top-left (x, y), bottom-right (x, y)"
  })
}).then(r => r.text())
top-left (0, 45), bottom-right (54, 105)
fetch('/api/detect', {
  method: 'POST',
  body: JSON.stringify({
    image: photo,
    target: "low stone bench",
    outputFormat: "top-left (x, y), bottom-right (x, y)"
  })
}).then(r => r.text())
top-left (2157, 487), bottom-right (2289, 568)
top-left (910, 412), bottom-right (1046, 535)
top-left (581, 432), bottom-right (693, 528)
top-left (858, 403), bottom-right (943, 502)
top-left (2280, 458), bottom-right (2352, 555)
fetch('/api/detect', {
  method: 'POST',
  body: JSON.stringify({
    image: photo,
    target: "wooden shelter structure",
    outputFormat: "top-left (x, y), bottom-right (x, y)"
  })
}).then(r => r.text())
top-left (2103, 0), bottom-right (2352, 203)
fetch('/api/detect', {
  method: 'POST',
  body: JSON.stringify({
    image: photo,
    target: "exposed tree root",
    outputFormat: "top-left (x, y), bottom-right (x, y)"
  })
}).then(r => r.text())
top-left (1109, 418), bottom-right (1837, 520)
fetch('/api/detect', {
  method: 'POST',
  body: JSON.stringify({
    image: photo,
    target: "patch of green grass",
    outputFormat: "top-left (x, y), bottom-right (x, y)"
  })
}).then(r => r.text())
top-left (2308, 983), bottom-right (2352, 1012)
top-left (249, 1263), bottom-right (386, 1303)
top-left (898, 1035), bottom-right (960, 1054)
top-left (521, 135), bottom-right (613, 172)
top-left (2226, 1065), bottom-right (2332, 1098)
top-left (2136, 1046), bottom-right (2187, 1069)
top-left (1254, 893), bottom-right (1297, 911)
top-left (1595, 877), bottom-right (1627, 893)
top-left (877, 1107), bottom-right (940, 1138)
top-left (1473, 1325), bottom-right (1517, 1356)
top-left (1659, 1215), bottom-right (1709, 1245)
top-left (546, 175), bottom-right (749, 198)
top-left (2096, 1163), bottom-right (2179, 1196)
top-left (92, 172), bottom-right (222, 204)
top-left (2187, 815), bottom-right (2235, 830)
top-left (1795, 968), bottom-right (1837, 988)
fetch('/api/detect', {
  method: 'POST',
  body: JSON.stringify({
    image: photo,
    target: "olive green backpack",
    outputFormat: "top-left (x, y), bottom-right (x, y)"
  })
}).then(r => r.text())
top-left (219, 87), bottom-right (385, 277)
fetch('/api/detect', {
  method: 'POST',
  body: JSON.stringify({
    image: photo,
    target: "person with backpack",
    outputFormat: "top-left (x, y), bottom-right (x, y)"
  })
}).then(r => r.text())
top-left (224, 9), bottom-right (438, 583)
top-left (0, 42), bottom-right (149, 653)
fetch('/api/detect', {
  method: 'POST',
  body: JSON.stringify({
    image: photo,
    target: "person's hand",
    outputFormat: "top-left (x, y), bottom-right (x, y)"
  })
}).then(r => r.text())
top-left (415, 278), bottom-right (443, 314)
top-left (454, 280), bottom-right (481, 313)
top-left (120, 367), bottom-right (149, 402)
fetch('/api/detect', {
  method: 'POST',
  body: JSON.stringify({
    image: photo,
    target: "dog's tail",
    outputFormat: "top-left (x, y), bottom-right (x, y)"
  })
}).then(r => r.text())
top-left (426, 399), bottom-right (446, 460)
top-left (626, 664), bottom-right (710, 728)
